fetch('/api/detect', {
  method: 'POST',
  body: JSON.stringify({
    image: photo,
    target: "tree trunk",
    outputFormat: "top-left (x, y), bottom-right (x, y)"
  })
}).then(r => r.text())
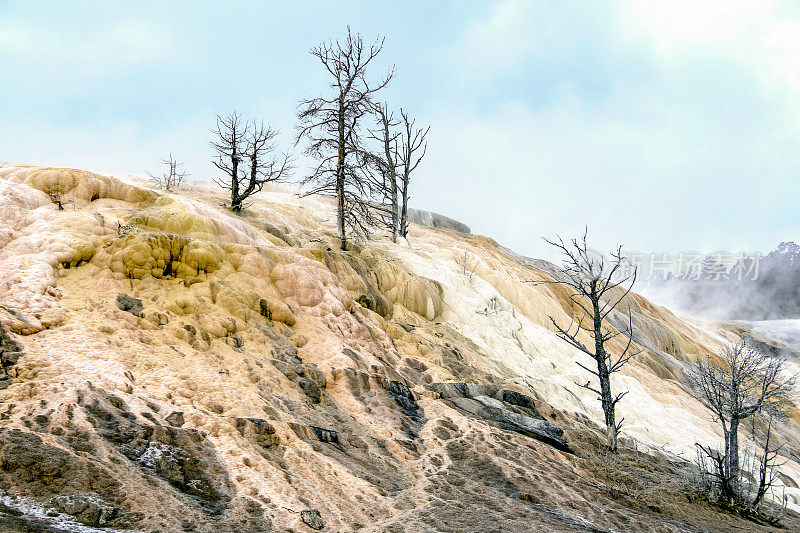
top-left (391, 180), bottom-right (398, 242)
top-left (598, 358), bottom-right (617, 451)
top-left (752, 416), bottom-right (773, 509)
top-left (380, 115), bottom-right (398, 242)
top-left (231, 146), bottom-right (240, 212)
top-left (591, 284), bottom-right (618, 452)
top-left (721, 422), bottom-right (730, 485)
top-left (728, 417), bottom-right (740, 501)
top-left (337, 179), bottom-right (346, 250)
top-left (400, 174), bottom-right (409, 238)
top-left (336, 100), bottom-right (347, 250)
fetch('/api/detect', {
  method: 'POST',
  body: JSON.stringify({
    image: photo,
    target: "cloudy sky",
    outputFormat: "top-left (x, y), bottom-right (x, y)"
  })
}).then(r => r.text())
top-left (2, 0), bottom-right (800, 261)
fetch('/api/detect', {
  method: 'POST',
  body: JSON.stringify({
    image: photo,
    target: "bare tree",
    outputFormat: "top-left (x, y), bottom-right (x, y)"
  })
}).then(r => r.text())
top-left (211, 111), bottom-right (248, 210)
top-left (212, 113), bottom-right (290, 212)
top-left (45, 181), bottom-right (70, 210)
top-left (147, 153), bottom-right (189, 190)
top-left (396, 109), bottom-right (429, 238)
top-left (296, 27), bottom-right (394, 250)
top-left (528, 229), bottom-right (638, 452)
top-left (366, 102), bottom-right (400, 241)
top-left (695, 341), bottom-right (795, 505)
top-left (751, 414), bottom-right (784, 510)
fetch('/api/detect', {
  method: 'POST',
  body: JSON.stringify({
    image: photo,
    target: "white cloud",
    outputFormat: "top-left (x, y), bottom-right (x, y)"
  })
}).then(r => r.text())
top-left (622, 0), bottom-right (800, 113)
top-left (460, 0), bottom-right (609, 77)
top-left (414, 0), bottom-right (800, 261)
top-left (462, 0), bottom-right (536, 72)
top-left (0, 17), bottom-right (186, 83)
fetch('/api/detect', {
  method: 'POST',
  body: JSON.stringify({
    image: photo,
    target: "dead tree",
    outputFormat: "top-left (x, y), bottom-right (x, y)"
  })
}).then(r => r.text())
top-left (751, 414), bottom-right (784, 510)
top-left (49, 193), bottom-right (65, 210)
top-left (211, 112), bottom-right (248, 211)
top-left (296, 27), bottom-right (394, 250)
top-left (696, 341), bottom-right (795, 505)
top-left (529, 229), bottom-right (638, 452)
top-left (147, 153), bottom-right (189, 190)
top-left (396, 109), bottom-right (429, 238)
top-left (362, 104), bottom-right (429, 243)
top-left (212, 113), bottom-right (290, 212)
top-left (366, 102), bottom-right (400, 241)
top-left (45, 183), bottom-right (69, 210)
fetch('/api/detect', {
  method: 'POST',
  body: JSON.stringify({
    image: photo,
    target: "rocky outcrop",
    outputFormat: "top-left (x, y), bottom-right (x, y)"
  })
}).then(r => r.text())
top-left (408, 208), bottom-right (470, 234)
top-left (0, 428), bottom-right (117, 498)
top-left (50, 494), bottom-right (117, 527)
top-left (270, 348), bottom-right (327, 404)
top-left (0, 323), bottom-right (22, 390)
top-left (290, 423), bottom-right (341, 449)
top-left (234, 417), bottom-right (280, 449)
top-left (80, 387), bottom-right (231, 509)
top-left (115, 294), bottom-right (144, 316)
top-left (300, 508), bottom-right (324, 530)
top-left (428, 382), bottom-right (569, 451)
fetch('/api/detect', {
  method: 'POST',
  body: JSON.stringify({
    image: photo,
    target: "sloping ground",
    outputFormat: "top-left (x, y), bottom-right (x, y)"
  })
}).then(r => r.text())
top-left (0, 164), bottom-right (798, 532)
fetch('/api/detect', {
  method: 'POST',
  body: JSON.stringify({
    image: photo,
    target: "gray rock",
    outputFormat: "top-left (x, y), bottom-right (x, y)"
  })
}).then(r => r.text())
top-left (165, 411), bottom-right (185, 427)
top-left (407, 209), bottom-right (470, 234)
top-left (139, 442), bottom-right (185, 484)
top-left (271, 356), bottom-right (326, 403)
top-left (472, 394), bottom-right (505, 410)
top-left (51, 494), bottom-right (117, 527)
top-left (311, 426), bottom-right (338, 444)
top-left (500, 411), bottom-right (566, 445)
top-left (385, 380), bottom-right (421, 420)
top-left (1, 350), bottom-right (20, 367)
top-left (235, 417), bottom-right (279, 448)
top-left (426, 382), bottom-right (457, 399)
top-left (428, 383), bottom-right (570, 452)
top-left (447, 397), bottom-right (484, 414)
top-left (463, 382), bottom-right (489, 398)
top-left (300, 509), bottom-right (324, 530)
top-left (289, 423), bottom-right (343, 450)
top-left (0, 324), bottom-right (22, 379)
top-left (116, 294), bottom-right (143, 316)
top-left (297, 377), bottom-right (322, 403)
top-left (428, 382), bottom-right (475, 399)
top-left (496, 388), bottom-right (538, 410)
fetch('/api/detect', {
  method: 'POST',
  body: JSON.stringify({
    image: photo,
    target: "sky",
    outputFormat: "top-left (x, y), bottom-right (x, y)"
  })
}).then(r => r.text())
top-left (2, 0), bottom-right (800, 262)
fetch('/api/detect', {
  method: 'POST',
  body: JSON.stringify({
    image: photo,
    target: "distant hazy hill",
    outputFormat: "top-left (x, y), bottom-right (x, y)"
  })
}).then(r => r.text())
top-left (645, 242), bottom-right (800, 320)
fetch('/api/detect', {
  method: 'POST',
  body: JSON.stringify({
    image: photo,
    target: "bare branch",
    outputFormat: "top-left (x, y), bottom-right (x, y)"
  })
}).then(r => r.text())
top-left (147, 153), bottom-right (189, 190)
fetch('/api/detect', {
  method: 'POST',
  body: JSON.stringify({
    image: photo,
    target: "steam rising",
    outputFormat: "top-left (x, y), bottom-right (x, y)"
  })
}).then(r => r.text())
top-left (644, 242), bottom-right (800, 320)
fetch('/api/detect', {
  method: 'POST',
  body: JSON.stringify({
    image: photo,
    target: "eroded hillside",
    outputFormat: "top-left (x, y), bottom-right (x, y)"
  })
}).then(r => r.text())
top-left (0, 165), bottom-right (798, 532)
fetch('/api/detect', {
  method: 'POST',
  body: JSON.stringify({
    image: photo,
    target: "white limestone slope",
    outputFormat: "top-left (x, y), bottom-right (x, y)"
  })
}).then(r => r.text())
top-left (366, 205), bottom-right (800, 511)
top-left (379, 229), bottom-right (794, 465)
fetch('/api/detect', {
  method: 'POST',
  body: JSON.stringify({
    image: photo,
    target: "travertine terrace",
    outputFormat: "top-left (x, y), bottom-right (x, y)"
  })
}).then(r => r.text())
top-left (0, 165), bottom-right (798, 532)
